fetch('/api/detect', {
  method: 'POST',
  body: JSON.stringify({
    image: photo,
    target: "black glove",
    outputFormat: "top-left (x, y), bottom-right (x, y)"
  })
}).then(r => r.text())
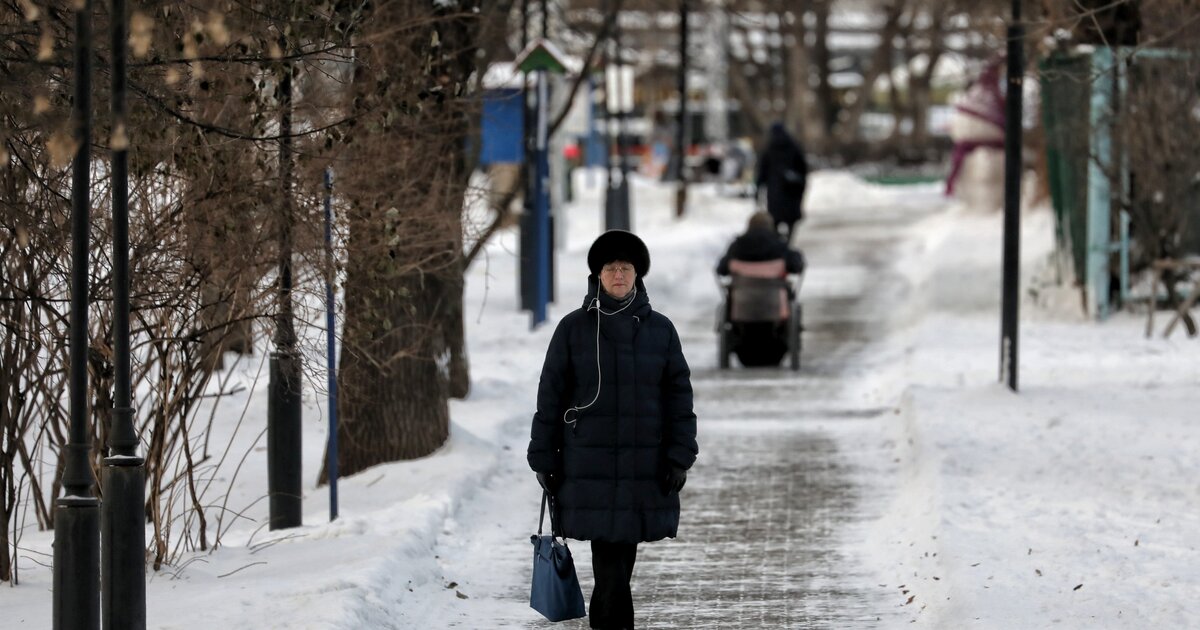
top-left (660, 465), bottom-right (687, 495)
top-left (536, 472), bottom-right (562, 496)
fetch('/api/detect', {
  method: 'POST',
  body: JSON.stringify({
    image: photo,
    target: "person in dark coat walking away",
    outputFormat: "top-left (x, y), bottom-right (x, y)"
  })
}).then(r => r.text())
top-left (717, 211), bottom-right (806, 277)
top-left (528, 230), bottom-right (699, 630)
top-left (755, 122), bottom-right (809, 242)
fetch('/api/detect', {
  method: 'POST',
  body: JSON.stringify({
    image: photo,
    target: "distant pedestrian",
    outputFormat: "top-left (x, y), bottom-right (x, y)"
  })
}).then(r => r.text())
top-left (528, 229), bottom-right (699, 630)
top-left (756, 122), bottom-right (809, 242)
top-left (716, 212), bottom-right (805, 367)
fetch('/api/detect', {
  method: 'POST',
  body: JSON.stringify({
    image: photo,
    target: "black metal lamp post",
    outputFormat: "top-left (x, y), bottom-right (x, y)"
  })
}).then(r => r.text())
top-left (54, 2), bottom-right (101, 628)
top-left (604, 21), bottom-right (632, 231)
top-left (268, 53), bottom-right (302, 530)
top-left (519, 0), bottom-right (537, 311)
top-left (673, 0), bottom-right (689, 217)
top-left (100, 0), bottom-right (147, 627)
top-left (1000, 0), bottom-right (1023, 391)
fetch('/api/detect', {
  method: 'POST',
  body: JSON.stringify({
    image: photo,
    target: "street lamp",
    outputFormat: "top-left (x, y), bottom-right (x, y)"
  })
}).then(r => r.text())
top-left (673, 0), bottom-right (690, 218)
top-left (269, 49), bottom-right (303, 531)
top-left (1000, 0), bottom-right (1023, 391)
top-left (54, 2), bottom-right (101, 628)
top-left (604, 22), bottom-right (633, 231)
top-left (101, 0), bottom-right (147, 627)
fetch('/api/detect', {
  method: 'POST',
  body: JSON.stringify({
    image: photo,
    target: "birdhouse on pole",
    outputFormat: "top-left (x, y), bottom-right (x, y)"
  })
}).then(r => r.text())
top-left (515, 38), bottom-right (569, 75)
top-left (515, 36), bottom-right (567, 329)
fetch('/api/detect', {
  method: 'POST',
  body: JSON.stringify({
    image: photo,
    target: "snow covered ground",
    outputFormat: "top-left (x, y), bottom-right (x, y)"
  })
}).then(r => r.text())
top-left (853, 202), bottom-right (1200, 628)
top-left (2, 169), bottom-right (1197, 629)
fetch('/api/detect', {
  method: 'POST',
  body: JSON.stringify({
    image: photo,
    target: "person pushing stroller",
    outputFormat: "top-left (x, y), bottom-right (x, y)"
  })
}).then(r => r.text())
top-left (715, 212), bottom-right (806, 369)
top-left (717, 211), bottom-right (806, 278)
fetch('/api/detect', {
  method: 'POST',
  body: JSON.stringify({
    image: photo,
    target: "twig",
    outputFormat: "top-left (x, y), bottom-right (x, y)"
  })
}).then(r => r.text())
top-left (217, 561), bottom-right (268, 578)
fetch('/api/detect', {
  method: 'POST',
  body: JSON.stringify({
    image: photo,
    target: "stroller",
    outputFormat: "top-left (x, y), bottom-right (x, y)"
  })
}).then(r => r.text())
top-left (716, 259), bottom-right (803, 370)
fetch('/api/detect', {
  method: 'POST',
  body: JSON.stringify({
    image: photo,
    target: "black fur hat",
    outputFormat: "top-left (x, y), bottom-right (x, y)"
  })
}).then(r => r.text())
top-left (587, 230), bottom-right (650, 277)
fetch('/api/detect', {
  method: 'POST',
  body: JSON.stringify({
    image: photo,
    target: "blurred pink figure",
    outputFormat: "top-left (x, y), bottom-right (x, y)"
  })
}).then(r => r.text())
top-left (946, 59), bottom-right (1006, 196)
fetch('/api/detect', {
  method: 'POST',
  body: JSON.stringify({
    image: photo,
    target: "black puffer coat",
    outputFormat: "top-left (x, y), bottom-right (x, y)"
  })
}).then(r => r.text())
top-left (755, 124), bottom-right (809, 225)
top-left (716, 227), bottom-right (806, 275)
top-left (528, 276), bottom-right (699, 544)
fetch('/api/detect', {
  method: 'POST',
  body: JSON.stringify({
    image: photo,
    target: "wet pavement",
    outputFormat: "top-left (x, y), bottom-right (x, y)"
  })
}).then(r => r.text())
top-left (420, 202), bottom-right (944, 629)
top-left (629, 421), bottom-right (888, 628)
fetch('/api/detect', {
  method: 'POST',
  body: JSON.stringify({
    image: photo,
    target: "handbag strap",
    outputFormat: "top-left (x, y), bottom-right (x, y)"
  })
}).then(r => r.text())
top-left (537, 491), bottom-right (562, 538)
top-left (538, 491), bottom-right (547, 535)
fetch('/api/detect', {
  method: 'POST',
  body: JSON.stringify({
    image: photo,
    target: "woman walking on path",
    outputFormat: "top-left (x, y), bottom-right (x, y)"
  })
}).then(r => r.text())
top-left (756, 121), bottom-right (810, 242)
top-left (528, 230), bottom-right (699, 630)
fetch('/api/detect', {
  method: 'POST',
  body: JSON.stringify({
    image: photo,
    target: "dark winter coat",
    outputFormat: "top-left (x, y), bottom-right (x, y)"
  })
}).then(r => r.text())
top-left (527, 276), bottom-right (699, 544)
top-left (756, 124), bottom-right (809, 225)
top-left (716, 227), bottom-right (806, 276)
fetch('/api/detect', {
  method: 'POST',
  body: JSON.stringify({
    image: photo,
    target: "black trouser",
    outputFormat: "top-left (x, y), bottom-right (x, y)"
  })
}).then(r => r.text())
top-left (590, 540), bottom-right (639, 629)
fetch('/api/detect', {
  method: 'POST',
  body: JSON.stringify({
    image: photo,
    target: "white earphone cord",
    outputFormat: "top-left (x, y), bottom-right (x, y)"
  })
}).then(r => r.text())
top-left (563, 284), bottom-right (637, 427)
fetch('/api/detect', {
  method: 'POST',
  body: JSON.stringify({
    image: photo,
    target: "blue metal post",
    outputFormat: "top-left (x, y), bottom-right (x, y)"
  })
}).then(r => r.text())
top-left (324, 167), bottom-right (338, 521)
top-left (1087, 47), bottom-right (1114, 319)
top-left (533, 71), bottom-right (551, 328)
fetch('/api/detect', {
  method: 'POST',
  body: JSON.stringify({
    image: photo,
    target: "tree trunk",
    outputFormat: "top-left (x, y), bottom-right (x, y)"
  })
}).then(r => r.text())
top-left (907, 18), bottom-right (945, 156)
top-left (324, 1), bottom-right (483, 479)
top-left (186, 63), bottom-right (263, 372)
top-left (884, 67), bottom-right (904, 150)
top-left (727, 60), bottom-right (769, 141)
top-left (812, 0), bottom-right (835, 152)
top-left (336, 260), bottom-right (452, 474)
top-left (884, 15), bottom-right (913, 150)
top-left (782, 4), bottom-right (813, 142)
top-left (837, 1), bottom-right (905, 145)
top-left (445, 255), bottom-right (470, 400)
top-left (908, 73), bottom-right (933, 153)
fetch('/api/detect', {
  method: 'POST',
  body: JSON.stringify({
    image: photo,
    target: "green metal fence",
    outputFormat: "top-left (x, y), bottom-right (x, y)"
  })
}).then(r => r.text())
top-left (1039, 52), bottom-right (1092, 290)
top-left (1040, 46), bottom-right (1198, 318)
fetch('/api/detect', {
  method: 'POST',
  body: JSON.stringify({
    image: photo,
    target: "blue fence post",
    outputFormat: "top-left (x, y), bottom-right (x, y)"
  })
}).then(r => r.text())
top-left (324, 167), bottom-right (338, 521)
top-left (533, 70), bottom-right (551, 328)
top-left (1087, 46), bottom-right (1114, 320)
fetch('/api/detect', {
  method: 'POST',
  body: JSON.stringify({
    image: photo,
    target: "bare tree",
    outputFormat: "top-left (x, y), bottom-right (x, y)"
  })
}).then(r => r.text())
top-left (1, 0), bottom-right (357, 577)
top-left (322, 0), bottom-right (487, 478)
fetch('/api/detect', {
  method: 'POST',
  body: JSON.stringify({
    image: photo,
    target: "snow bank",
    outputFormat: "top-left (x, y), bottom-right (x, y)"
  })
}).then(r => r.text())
top-left (859, 201), bottom-right (1200, 628)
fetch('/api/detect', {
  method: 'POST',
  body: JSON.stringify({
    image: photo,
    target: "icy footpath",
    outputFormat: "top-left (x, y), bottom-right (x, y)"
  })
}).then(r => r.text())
top-left (859, 204), bottom-right (1200, 628)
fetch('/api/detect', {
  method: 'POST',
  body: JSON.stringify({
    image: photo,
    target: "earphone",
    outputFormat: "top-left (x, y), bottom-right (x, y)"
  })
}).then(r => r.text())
top-left (562, 283), bottom-right (638, 429)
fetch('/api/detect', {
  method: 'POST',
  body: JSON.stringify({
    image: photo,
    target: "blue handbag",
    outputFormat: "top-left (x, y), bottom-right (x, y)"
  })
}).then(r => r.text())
top-left (529, 492), bottom-right (586, 622)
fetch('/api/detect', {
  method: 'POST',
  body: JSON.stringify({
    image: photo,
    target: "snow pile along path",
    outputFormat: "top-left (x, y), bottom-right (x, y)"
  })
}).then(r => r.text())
top-left (860, 203), bottom-right (1200, 628)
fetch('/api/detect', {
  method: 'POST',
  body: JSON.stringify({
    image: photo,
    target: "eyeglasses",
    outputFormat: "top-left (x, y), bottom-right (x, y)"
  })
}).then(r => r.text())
top-left (601, 263), bottom-right (635, 276)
